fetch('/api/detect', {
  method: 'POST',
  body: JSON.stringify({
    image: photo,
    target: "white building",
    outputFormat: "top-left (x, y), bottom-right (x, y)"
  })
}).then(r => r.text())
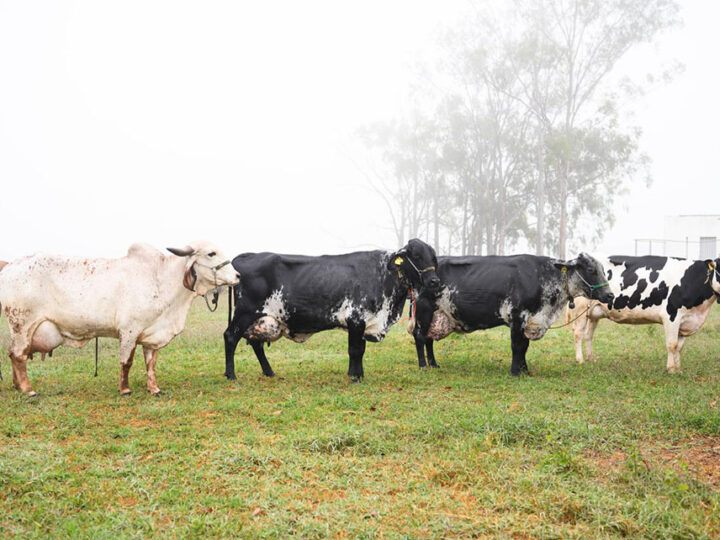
top-left (645, 215), bottom-right (720, 259)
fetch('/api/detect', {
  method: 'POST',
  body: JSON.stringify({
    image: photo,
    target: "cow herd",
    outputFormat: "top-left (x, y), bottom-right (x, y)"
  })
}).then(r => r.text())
top-left (1, 239), bottom-right (719, 397)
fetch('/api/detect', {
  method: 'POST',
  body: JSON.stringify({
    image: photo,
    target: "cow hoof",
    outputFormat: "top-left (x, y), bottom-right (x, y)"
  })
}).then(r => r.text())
top-left (419, 364), bottom-right (428, 369)
top-left (263, 372), bottom-right (275, 378)
top-left (152, 391), bottom-right (162, 397)
top-left (120, 390), bottom-right (132, 397)
top-left (430, 363), bottom-right (440, 369)
top-left (349, 376), bottom-right (363, 384)
top-left (225, 373), bottom-right (237, 380)
top-left (27, 391), bottom-right (38, 398)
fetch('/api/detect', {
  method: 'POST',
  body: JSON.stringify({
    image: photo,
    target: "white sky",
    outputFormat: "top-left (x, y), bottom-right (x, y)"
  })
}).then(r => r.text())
top-left (0, 0), bottom-right (717, 260)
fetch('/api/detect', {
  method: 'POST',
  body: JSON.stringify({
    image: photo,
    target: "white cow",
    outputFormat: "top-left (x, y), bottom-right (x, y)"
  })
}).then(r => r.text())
top-left (569, 255), bottom-right (720, 372)
top-left (0, 241), bottom-right (239, 396)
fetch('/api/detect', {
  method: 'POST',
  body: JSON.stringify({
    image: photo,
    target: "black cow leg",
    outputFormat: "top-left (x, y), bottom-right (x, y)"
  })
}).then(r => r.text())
top-left (223, 326), bottom-right (241, 380)
top-left (347, 323), bottom-right (366, 383)
top-left (510, 326), bottom-right (530, 376)
top-left (223, 312), bottom-right (256, 380)
top-left (426, 339), bottom-right (439, 368)
top-left (250, 339), bottom-right (275, 377)
top-left (414, 335), bottom-right (427, 368)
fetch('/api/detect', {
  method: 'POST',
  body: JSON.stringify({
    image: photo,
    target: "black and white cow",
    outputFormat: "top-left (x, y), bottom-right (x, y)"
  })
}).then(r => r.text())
top-left (410, 253), bottom-right (613, 375)
top-left (223, 239), bottom-right (440, 382)
top-left (569, 255), bottom-right (720, 372)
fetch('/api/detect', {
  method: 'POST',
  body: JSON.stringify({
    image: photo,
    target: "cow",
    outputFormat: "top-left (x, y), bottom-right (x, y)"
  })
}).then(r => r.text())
top-left (0, 241), bottom-right (239, 396)
top-left (223, 238), bottom-right (440, 382)
top-left (568, 255), bottom-right (720, 372)
top-left (409, 252), bottom-right (613, 376)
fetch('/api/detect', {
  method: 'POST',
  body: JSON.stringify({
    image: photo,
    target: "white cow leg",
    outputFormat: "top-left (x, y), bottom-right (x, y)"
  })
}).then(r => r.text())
top-left (663, 323), bottom-right (681, 374)
top-left (9, 352), bottom-right (35, 396)
top-left (143, 347), bottom-right (161, 396)
top-left (119, 345), bottom-right (136, 396)
top-left (572, 313), bottom-right (586, 364)
top-left (674, 336), bottom-right (686, 372)
top-left (584, 318), bottom-right (599, 362)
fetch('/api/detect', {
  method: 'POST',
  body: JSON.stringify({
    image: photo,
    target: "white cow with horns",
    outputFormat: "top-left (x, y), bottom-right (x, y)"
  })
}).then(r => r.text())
top-left (0, 241), bottom-right (239, 396)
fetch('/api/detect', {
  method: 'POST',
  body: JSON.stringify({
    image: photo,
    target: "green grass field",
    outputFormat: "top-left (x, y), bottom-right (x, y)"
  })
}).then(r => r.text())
top-left (1, 297), bottom-right (720, 538)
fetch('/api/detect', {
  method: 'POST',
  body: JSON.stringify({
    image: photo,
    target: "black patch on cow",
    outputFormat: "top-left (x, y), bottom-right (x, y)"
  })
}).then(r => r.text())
top-left (665, 261), bottom-right (715, 322)
top-left (641, 280), bottom-right (669, 309)
top-left (649, 269), bottom-right (659, 283)
top-left (607, 269), bottom-right (613, 282)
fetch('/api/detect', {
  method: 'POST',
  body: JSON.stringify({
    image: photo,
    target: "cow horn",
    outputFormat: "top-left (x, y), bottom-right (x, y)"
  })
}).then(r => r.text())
top-left (167, 246), bottom-right (196, 257)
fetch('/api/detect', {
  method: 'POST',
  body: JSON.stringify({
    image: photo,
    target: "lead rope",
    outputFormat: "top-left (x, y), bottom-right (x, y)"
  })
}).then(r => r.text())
top-left (548, 303), bottom-right (592, 330)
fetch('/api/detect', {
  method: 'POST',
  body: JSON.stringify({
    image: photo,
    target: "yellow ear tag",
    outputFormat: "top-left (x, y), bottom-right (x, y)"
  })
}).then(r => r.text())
top-left (709, 262), bottom-right (714, 270)
top-left (395, 257), bottom-right (403, 266)
top-left (561, 266), bottom-right (567, 273)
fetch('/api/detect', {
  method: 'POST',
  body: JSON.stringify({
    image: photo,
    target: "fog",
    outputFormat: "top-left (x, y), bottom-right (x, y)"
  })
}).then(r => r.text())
top-left (0, 0), bottom-right (718, 260)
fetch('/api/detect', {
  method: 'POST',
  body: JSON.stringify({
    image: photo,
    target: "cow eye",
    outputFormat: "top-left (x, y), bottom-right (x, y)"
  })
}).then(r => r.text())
top-left (208, 251), bottom-right (216, 258)
top-left (589, 268), bottom-right (596, 275)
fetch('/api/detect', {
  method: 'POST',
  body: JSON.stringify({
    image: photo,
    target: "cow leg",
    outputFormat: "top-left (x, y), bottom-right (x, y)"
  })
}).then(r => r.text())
top-left (223, 311), bottom-right (256, 380)
top-left (249, 339), bottom-right (275, 377)
top-left (584, 318), bottom-right (600, 362)
top-left (510, 325), bottom-right (530, 376)
top-left (414, 334), bottom-right (427, 368)
top-left (674, 336), bottom-right (686, 372)
top-left (347, 322), bottom-right (366, 383)
top-left (572, 309), bottom-right (587, 363)
top-left (118, 338), bottom-right (137, 395)
top-left (663, 322), bottom-right (681, 374)
top-left (426, 339), bottom-right (439, 368)
top-left (412, 297), bottom-right (436, 368)
top-left (8, 330), bottom-right (36, 396)
top-left (9, 352), bottom-right (35, 396)
top-left (142, 347), bottom-right (161, 396)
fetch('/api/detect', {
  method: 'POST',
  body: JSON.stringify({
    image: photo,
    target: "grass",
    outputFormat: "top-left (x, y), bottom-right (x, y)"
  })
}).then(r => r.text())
top-left (1, 297), bottom-right (720, 538)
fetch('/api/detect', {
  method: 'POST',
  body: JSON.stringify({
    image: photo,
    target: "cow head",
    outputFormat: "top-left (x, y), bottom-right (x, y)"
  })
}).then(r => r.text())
top-left (554, 252), bottom-right (613, 305)
top-left (705, 258), bottom-right (720, 299)
top-left (167, 241), bottom-right (240, 295)
top-left (388, 238), bottom-right (441, 292)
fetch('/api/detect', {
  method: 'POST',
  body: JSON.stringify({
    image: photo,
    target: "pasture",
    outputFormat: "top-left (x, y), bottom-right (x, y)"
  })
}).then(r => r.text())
top-left (1, 297), bottom-right (720, 538)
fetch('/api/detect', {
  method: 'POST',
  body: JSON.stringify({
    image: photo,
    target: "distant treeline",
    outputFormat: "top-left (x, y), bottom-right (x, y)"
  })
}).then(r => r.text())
top-left (359, 0), bottom-right (680, 258)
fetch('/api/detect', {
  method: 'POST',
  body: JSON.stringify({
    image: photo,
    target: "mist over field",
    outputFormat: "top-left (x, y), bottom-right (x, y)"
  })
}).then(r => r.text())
top-left (0, 0), bottom-right (718, 260)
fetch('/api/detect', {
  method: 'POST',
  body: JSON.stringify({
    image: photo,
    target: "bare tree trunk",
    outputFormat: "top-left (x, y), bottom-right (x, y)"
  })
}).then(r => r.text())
top-left (535, 148), bottom-right (545, 255)
top-left (558, 161), bottom-right (569, 259)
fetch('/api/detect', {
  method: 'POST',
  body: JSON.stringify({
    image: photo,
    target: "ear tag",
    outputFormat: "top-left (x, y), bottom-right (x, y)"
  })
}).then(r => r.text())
top-left (395, 257), bottom-right (403, 266)
top-left (561, 266), bottom-right (567, 274)
top-left (708, 262), bottom-right (714, 270)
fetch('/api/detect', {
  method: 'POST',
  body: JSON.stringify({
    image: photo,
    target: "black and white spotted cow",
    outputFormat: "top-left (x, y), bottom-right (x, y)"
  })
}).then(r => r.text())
top-left (410, 253), bottom-right (613, 375)
top-left (223, 239), bottom-right (440, 382)
top-left (569, 255), bottom-right (720, 372)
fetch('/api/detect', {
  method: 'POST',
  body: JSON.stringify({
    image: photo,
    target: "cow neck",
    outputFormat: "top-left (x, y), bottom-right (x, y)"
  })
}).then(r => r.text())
top-left (384, 264), bottom-right (413, 320)
top-left (158, 256), bottom-right (198, 316)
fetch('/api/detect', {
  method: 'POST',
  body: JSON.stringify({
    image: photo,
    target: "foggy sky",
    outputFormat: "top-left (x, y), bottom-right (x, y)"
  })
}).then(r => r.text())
top-left (0, 0), bottom-right (717, 260)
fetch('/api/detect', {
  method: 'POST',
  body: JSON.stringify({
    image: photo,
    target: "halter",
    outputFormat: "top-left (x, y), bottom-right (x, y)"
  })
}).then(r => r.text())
top-left (401, 256), bottom-right (436, 280)
top-left (194, 259), bottom-right (231, 312)
top-left (561, 265), bottom-right (609, 302)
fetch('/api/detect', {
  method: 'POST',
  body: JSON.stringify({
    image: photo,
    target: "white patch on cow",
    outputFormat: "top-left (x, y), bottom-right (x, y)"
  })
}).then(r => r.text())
top-left (333, 298), bottom-right (355, 328)
top-left (363, 295), bottom-right (392, 339)
top-left (498, 298), bottom-right (513, 324)
top-left (261, 288), bottom-right (287, 321)
top-left (523, 281), bottom-right (566, 340)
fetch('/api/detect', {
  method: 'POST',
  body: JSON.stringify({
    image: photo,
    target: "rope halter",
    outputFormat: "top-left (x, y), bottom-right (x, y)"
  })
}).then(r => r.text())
top-left (194, 259), bottom-right (232, 312)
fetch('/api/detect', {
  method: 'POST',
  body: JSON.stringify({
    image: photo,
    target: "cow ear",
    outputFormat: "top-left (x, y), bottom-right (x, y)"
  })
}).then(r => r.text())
top-left (167, 246), bottom-right (196, 257)
top-left (183, 263), bottom-right (197, 291)
top-left (553, 258), bottom-right (578, 270)
top-left (388, 249), bottom-right (407, 271)
top-left (704, 259), bottom-right (715, 269)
